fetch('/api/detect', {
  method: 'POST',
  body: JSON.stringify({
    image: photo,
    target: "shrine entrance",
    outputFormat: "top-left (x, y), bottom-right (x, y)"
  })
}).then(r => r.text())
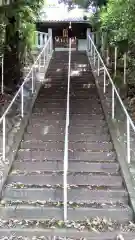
top-left (54, 36), bottom-right (77, 49)
top-left (54, 26), bottom-right (77, 49)
top-left (36, 21), bottom-right (91, 50)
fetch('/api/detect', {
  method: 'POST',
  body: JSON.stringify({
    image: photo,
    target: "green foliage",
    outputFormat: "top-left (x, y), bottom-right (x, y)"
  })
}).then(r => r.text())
top-left (90, 0), bottom-right (135, 88)
top-left (0, 0), bottom-right (43, 57)
top-left (59, 0), bottom-right (107, 9)
top-left (90, 10), bottom-right (101, 31)
top-left (100, 0), bottom-right (135, 46)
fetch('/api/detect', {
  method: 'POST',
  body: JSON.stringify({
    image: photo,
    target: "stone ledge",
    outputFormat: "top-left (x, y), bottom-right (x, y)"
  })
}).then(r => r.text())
top-left (87, 52), bottom-right (135, 218)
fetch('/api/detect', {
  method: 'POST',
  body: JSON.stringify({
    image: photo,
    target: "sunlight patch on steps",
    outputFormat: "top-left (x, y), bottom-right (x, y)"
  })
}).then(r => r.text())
top-left (42, 78), bottom-right (52, 88)
top-left (43, 126), bottom-right (50, 135)
top-left (70, 70), bottom-right (81, 76)
top-left (83, 84), bottom-right (94, 88)
top-left (77, 64), bottom-right (87, 68)
top-left (56, 68), bottom-right (62, 72)
top-left (42, 77), bottom-right (52, 83)
top-left (44, 83), bottom-right (52, 88)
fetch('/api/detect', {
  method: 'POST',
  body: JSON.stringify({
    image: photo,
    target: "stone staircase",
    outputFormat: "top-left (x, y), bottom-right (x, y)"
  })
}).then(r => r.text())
top-left (0, 51), bottom-right (134, 239)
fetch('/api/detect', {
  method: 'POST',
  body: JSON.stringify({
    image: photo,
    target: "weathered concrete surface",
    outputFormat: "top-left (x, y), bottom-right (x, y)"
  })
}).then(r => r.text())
top-left (0, 51), bottom-right (133, 239)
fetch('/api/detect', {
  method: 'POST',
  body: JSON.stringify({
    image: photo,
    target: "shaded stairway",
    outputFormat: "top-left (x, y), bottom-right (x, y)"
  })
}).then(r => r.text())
top-left (0, 51), bottom-right (134, 239)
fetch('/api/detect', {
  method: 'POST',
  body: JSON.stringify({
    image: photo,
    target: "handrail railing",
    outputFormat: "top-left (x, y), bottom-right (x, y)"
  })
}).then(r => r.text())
top-left (34, 31), bottom-right (49, 49)
top-left (87, 34), bottom-right (135, 164)
top-left (0, 36), bottom-right (53, 165)
top-left (0, 54), bottom-right (4, 94)
top-left (63, 38), bottom-right (72, 222)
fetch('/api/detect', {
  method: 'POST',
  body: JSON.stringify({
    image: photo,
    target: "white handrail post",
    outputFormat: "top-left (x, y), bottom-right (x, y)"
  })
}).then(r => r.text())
top-left (36, 31), bottom-right (39, 48)
top-left (21, 86), bottom-right (24, 118)
top-left (106, 47), bottom-right (109, 66)
top-left (64, 37), bottom-right (71, 222)
top-left (48, 29), bottom-right (52, 54)
top-left (2, 116), bottom-right (6, 163)
top-left (1, 54), bottom-right (4, 94)
top-left (92, 33), bottom-right (94, 45)
top-left (87, 28), bottom-right (90, 53)
top-left (98, 56), bottom-right (100, 76)
top-left (50, 36), bottom-right (53, 54)
top-left (89, 39), bottom-right (91, 55)
top-left (94, 47), bottom-right (96, 66)
top-left (90, 38), bottom-right (92, 56)
top-left (127, 118), bottom-right (130, 164)
top-left (45, 35), bottom-right (47, 46)
top-left (92, 42), bottom-right (94, 57)
top-left (38, 57), bottom-right (41, 72)
top-left (44, 47), bottom-right (46, 67)
top-left (112, 85), bottom-right (115, 119)
top-left (37, 32), bottom-right (40, 48)
top-left (64, 134), bottom-right (68, 222)
top-left (101, 31), bottom-right (104, 57)
top-left (48, 37), bottom-right (50, 54)
top-left (124, 52), bottom-right (126, 84)
top-left (114, 46), bottom-right (117, 77)
top-left (104, 69), bottom-right (106, 93)
top-left (47, 43), bottom-right (49, 62)
top-left (88, 39), bottom-right (91, 54)
top-left (40, 32), bottom-right (42, 49)
top-left (87, 35), bottom-right (89, 52)
top-left (46, 46), bottom-right (48, 66)
top-left (32, 68), bottom-right (34, 94)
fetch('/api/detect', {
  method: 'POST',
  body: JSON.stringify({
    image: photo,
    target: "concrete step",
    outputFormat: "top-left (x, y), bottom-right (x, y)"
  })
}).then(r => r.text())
top-left (38, 88), bottom-right (99, 93)
top-left (32, 107), bottom-right (103, 114)
top-left (38, 93), bottom-right (100, 98)
top-left (34, 102), bottom-right (101, 108)
top-left (26, 125), bottom-right (109, 134)
top-left (17, 149), bottom-right (115, 161)
top-left (7, 174), bottom-right (123, 187)
top-left (29, 118), bottom-right (107, 126)
top-left (0, 50), bottom-right (132, 236)
top-left (0, 229), bottom-right (134, 240)
top-left (20, 141), bottom-right (113, 152)
top-left (35, 96), bottom-right (100, 102)
top-left (12, 161), bottom-right (119, 173)
top-left (31, 113), bottom-right (105, 120)
top-left (23, 132), bottom-right (110, 142)
top-left (0, 205), bottom-right (132, 222)
top-left (40, 81), bottom-right (96, 86)
top-left (3, 187), bottom-right (128, 203)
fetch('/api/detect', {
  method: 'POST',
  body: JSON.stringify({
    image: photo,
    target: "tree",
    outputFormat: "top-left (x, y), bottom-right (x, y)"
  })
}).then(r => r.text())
top-left (91, 0), bottom-right (135, 97)
top-left (0, 0), bottom-right (43, 91)
top-left (58, 0), bottom-right (107, 10)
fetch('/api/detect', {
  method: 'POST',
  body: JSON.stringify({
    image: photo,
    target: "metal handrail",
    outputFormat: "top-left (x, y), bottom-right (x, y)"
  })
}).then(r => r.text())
top-left (0, 54), bottom-right (4, 94)
top-left (88, 34), bottom-right (135, 164)
top-left (0, 36), bottom-right (53, 164)
top-left (88, 35), bottom-right (135, 131)
top-left (35, 31), bottom-right (49, 49)
top-left (63, 38), bottom-right (72, 222)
